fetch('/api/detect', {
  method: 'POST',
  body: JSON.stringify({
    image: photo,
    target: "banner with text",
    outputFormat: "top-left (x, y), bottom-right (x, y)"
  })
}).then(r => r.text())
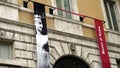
top-left (94, 19), bottom-right (111, 68)
top-left (34, 2), bottom-right (50, 68)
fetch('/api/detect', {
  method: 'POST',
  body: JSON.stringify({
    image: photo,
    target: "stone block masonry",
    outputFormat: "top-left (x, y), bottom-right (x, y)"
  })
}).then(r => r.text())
top-left (0, 18), bottom-right (36, 68)
top-left (0, 17), bottom-right (120, 68)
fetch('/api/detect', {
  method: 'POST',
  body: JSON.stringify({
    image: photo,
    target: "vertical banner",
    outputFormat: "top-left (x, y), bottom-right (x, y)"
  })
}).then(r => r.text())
top-left (34, 2), bottom-right (50, 68)
top-left (94, 19), bottom-right (111, 68)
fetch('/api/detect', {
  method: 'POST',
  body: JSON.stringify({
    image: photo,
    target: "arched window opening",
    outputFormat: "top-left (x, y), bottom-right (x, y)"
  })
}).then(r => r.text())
top-left (53, 55), bottom-right (90, 68)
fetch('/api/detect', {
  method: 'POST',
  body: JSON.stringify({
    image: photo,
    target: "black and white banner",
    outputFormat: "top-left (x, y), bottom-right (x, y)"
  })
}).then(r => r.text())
top-left (34, 2), bottom-right (50, 68)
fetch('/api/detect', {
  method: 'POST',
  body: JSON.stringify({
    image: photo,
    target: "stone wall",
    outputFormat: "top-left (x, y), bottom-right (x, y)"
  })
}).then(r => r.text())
top-left (0, 1), bottom-right (19, 21)
top-left (48, 28), bottom-right (120, 68)
top-left (107, 30), bottom-right (120, 44)
top-left (0, 18), bottom-right (36, 68)
top-left (0, 0), bottom-right (120, 68)
top-left (0, 17), bottom-right (120, 68)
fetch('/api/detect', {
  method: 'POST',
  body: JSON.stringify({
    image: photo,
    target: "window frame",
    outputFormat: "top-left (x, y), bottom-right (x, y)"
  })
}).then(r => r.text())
top-left (117, 59), bottom-right (120, 68)
top-left (104, 0), bottom-right (120, 31)
top-left (56, 0), bottom-right (72, 19)
top-left (51, 0), bottom-right (79, 20)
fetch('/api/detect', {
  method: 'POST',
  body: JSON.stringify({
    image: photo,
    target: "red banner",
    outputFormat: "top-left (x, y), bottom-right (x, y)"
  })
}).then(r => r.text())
top-left (94, 19), bottom-right (111, 68)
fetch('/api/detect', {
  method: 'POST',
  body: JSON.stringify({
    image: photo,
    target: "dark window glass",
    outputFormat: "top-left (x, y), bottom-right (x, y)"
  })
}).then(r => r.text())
top-left (117, 60), bottom-right (120, 68)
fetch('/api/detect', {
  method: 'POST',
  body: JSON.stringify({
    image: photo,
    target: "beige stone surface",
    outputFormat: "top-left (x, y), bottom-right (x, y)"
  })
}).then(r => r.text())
top-left (27, 43), bottom-right (36, 52)
top-left (21, 51), bottom-right (33, 59)
top-left (0, 2), bottom-right (18, 21)
top-left (54, 19), bottom-right (83, 35)
top-left (28, 60), bottom-right (37, 68)
top-left (14, 41), bottom-right (27, 50)
top-left (15, 50), bottom-right (21, 58)
top-left (50, 40), bottom-right (64, 56)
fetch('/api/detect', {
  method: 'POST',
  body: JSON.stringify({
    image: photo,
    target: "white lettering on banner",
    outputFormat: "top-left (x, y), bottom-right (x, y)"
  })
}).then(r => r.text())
top-left (94, 19), bottom-right (111, 68)
top-left (98, 26), bottom-right (105, 55)
top-left (98, 26), bottom-right (102, 37)
top-left (101, 42), bottom-right (105, 54)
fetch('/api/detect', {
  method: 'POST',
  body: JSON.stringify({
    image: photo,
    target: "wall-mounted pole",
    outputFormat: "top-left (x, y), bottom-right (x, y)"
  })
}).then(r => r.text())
top-left (23, 0), bottom-right (105, 24)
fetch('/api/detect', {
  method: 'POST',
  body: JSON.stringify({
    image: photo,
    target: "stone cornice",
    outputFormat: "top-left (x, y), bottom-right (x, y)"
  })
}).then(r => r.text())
top-left (0, 1), bottom-right (19, 9)
top-left (48, 29), bottom-right (96, 42)
top-left (0, 17), bottom-right (120, 52)
top-left (0, 17), bottom-right (35, 36)
top-left (48, 28), bottom-right (120, 48)
top-left (0, 17), bottom-right (34, 29)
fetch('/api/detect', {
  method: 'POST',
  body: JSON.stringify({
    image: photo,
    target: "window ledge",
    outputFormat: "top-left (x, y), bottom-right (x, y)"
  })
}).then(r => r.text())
top-left (0, 59), bottom-right (27, 67)
top-left (0, 1), bottom-right (19, 9)
top-left (51, 14), bottom-right (95, 29)
top-left (0, 17), bottom-right (34, 29)
top-left (19, 7), bottom-right (33, 13)
top-left (106, 29), bottom-right (120, 35)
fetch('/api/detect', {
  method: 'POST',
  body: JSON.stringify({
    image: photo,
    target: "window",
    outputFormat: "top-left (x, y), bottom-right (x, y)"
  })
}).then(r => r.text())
top-left (117, 59), bottom-right (120, 68)
top-left (0, 42), bottom-right (12, 59)
top-left (104, 0), bottom-right (119, 31)
top-left (56, 0), bottom-right (72, 19)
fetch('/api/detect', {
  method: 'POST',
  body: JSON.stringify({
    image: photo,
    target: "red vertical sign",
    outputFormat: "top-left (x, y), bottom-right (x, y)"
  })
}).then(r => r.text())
top-left (94, 19), bottom-right (111, 68)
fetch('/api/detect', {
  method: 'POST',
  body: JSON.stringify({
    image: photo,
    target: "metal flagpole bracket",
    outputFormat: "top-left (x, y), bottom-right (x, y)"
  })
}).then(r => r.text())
top-left (23, 0), bottom-right (106, 24)
top-left (23, 0), bottom-right (31, 8)
top-left (49, 7), bottom-right (55, 15)
top-left (103, 21), bottom-right (106, 24)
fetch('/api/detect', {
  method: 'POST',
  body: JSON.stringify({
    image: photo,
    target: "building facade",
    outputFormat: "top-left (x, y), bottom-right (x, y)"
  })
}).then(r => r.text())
top-left (0, 0), bottom-right (120, 68)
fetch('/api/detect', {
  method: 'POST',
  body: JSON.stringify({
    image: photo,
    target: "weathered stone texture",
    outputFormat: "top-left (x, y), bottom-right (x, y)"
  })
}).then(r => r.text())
top-left (28, 60), bottom-right (37, 68)
top-left (91, 62), bottom-right (101, 68)
top-left (54, 19), bottom-right (83, 35)
top-left (15, 50), bottom-right (21, 58)
top-left (21, 51), bottom-right (33, 59)
top-left (14, 41), bottom-right (27, 50)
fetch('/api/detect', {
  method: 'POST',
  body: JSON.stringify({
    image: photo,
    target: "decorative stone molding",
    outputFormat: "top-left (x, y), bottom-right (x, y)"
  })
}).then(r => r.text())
top-left (0, 1), bottom-right (19, 9)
